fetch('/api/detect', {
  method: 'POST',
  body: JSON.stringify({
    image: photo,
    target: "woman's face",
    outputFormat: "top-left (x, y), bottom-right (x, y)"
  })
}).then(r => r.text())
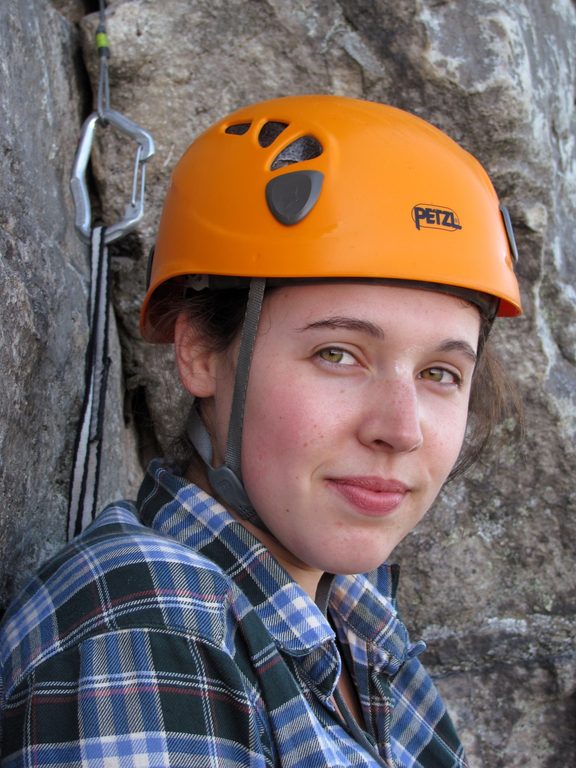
top-left (193, 283), bottom-right (480, 587)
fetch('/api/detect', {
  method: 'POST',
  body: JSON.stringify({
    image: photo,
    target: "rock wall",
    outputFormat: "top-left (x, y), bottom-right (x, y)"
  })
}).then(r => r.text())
top-left (0, 0), bottom-right (141, 602)
top-left (1, 1), bottom-right (575, 766)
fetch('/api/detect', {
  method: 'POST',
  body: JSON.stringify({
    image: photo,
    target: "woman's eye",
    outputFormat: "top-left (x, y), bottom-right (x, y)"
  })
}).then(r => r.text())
top-left (317, 347), bottom-right (356, 365)
top-left (420, 367), bottom-right (461, 385)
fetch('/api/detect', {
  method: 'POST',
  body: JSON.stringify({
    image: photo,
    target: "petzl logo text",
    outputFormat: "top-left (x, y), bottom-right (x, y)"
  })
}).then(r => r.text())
top-left (412, 205), bottom-right (462, 232)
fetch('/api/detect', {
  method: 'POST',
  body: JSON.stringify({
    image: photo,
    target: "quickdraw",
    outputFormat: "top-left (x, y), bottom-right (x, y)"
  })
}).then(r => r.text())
top-left (68, 0), bottom-right (155, 540)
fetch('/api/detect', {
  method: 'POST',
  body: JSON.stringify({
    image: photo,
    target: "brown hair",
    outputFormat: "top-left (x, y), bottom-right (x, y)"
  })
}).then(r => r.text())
top-left (452, 342), bottom-right (523, 479)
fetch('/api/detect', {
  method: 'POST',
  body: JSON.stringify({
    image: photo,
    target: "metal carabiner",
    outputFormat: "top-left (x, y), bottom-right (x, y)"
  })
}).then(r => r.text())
top-left (71, 108), bottom-right (155, 245)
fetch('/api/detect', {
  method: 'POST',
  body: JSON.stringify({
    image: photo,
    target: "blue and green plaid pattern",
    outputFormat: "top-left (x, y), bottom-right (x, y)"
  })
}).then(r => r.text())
top-left (0, 460), bottom-right (467, 766)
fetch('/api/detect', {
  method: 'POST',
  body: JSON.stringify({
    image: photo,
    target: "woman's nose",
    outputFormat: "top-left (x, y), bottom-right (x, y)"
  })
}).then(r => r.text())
top-left (357, 377), bottom-right (424, 453)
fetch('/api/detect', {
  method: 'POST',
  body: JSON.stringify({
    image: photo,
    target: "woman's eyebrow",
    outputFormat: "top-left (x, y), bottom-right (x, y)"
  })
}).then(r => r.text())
top-left (297, 319), bottom-right (477, 361)
top-left (297, 317), bottom-right (385, 339)
top-left (436, 339), bottom-right (478, 363)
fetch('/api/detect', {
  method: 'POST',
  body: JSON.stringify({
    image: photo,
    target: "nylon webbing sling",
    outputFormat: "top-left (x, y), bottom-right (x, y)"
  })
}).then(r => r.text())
top-left (68, 0), bottom-right (154, 540)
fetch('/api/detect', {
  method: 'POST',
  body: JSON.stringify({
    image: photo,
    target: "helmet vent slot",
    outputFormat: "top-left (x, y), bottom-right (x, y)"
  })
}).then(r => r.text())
top-left (225, 122), bottom-right (252, 135)
top-left (258, 121), bottom-right (289, 147)
top-left (271, 135), bottom-right (323, 170)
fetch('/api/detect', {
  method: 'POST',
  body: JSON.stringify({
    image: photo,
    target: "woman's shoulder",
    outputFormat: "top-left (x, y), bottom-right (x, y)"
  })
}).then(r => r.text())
top-left (0, 499), bottom-right (242, 694)
top-left (40, 499), bottom-right (235, 602)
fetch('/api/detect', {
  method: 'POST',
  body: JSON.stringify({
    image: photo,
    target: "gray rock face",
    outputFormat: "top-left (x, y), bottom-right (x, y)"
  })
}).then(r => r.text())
top-left (1, 0), bottom-right (574, 765)
top-left (0, 0), bottom-right (141, 600)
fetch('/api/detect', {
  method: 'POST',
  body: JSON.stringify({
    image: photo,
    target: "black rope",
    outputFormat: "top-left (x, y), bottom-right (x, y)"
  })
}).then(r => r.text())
top-left (67, 226), bottom-right (111, 540)
top-left (96, 0), bottom-right (110, 117)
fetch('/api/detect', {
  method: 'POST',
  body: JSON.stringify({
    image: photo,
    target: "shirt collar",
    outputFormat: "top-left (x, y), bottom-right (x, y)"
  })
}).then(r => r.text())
top-left (138, 459), bottom-right (421, 674)
top-left (138, 459), bottom-right (335, 656)
top-left (332, 571), bottom-right (426, 675)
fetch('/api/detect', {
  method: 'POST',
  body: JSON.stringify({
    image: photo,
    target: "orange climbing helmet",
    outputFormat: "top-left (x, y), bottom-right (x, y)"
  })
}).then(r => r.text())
top-left (141, 94), bottom-right (521, 342)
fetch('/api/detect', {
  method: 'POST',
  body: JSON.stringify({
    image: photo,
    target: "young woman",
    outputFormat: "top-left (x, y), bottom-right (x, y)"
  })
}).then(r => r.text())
top-left (0, 96), bottom-right (521, 767)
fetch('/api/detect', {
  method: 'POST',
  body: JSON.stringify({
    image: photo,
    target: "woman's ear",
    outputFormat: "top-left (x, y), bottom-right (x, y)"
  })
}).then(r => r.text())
top-left (174, 312), bottom-right (219, 398)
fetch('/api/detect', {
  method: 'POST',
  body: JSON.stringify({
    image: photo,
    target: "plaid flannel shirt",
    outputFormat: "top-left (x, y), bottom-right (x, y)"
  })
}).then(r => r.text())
top-left (0, 460), bottom-right (467, 767)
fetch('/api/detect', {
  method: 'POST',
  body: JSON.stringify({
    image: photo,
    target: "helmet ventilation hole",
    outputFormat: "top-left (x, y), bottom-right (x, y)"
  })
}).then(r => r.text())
top-left (258, 121), bottom-right (289, 147)
top-left (225, 122), bottom-right (252, 135)
top-left (271, 135), bottom-right (323, 170)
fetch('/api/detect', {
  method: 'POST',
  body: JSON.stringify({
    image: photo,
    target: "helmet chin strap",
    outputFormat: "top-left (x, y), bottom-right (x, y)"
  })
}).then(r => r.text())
top-left (186, 277), bottom-right (267, 528)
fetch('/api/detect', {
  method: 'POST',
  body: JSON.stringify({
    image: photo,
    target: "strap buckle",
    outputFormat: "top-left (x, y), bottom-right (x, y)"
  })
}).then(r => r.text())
top-left (71, 108), bottom-right (155, 245)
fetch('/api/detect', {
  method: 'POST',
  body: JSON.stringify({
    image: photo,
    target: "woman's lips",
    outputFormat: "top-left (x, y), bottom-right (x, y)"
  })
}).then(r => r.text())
top-left (328, 476), bottom-right (409, 515)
